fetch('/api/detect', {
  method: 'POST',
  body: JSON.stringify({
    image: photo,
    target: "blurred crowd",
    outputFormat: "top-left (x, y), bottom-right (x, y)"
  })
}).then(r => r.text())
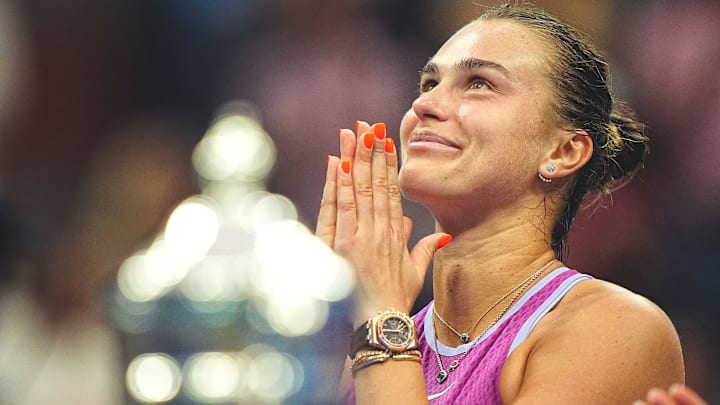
top-left (0, 0), bottom-right (718, 404)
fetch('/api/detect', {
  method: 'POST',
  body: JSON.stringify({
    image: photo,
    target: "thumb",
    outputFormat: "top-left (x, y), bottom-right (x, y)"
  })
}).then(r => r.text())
top-left (409, 232), bottom-right (452, 277)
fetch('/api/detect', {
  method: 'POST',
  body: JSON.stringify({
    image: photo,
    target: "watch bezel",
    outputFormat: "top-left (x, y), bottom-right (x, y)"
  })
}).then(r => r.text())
top-left (373, 311), bottom-right (417, 353)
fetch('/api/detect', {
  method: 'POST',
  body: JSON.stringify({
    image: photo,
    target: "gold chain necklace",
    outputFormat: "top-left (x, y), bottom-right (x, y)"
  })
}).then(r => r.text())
top-left (431, 259), bottom-right (557, 384)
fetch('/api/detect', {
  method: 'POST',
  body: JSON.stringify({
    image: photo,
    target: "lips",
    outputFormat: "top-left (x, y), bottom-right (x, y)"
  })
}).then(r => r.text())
top-left (408, 131), bottom-right (460, 149)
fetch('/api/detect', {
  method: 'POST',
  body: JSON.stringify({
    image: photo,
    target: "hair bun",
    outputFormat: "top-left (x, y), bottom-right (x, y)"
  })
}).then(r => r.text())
top-left (604, 103), bottom-right (649, 184)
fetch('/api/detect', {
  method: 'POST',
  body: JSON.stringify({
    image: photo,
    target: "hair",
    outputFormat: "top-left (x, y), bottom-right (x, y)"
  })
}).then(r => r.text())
top-left (477, 4), bottom-right (649, 261)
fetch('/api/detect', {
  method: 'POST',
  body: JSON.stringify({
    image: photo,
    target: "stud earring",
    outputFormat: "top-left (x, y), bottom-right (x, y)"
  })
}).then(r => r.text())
top-left (539, 163), bottom-right (555, 183)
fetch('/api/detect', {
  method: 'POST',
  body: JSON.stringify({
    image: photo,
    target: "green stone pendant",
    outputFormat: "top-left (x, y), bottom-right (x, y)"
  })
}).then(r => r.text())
top-left (436, 370), bottom-right (448, 384)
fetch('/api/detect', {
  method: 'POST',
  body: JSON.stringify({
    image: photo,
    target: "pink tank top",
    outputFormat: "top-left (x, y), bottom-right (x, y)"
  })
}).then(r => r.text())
top-left (344, 267), bottom-right (591, 404)
top-left (419, 267), bottom-right (590, 403)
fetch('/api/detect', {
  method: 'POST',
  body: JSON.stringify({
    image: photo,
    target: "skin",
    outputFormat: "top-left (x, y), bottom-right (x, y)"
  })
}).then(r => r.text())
top-left (316, 19), bottom-right (685, 404)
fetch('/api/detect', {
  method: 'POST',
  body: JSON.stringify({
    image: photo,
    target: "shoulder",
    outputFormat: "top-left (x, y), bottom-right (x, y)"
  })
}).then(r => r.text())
top-left (551, 278), bottom-right (679, 342)
top-left (500, 278), bottom-right (685, 404)
top-left (538, 278), bottom-right (683, 365)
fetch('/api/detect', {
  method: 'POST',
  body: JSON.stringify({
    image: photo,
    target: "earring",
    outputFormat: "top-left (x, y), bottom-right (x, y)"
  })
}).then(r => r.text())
top-left (538, 163), bottom-right (555, 183)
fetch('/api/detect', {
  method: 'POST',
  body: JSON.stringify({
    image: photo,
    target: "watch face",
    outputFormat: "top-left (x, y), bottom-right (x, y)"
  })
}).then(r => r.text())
top-left (377, 313), bottom-right (414, 351)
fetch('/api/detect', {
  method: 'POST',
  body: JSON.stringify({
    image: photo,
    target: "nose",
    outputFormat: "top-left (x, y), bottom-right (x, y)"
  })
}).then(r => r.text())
top-left (411, 88), bottom-right (450, 122)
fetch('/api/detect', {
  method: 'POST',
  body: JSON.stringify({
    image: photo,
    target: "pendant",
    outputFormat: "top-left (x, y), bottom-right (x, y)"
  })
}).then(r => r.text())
top-left (460, 333), bottom-right (469, 343)
top-left (448, 360), bottom-right (460, 371)
top-left (436, 370), bottom-right (448, 384)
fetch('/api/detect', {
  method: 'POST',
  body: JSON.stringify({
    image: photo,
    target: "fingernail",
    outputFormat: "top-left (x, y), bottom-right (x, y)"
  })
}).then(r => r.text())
top-left (438, 234), bottom-right (452, 249)
top-left (341, 159), bottom-right (351, 174)
top-left (327, 155), bottom-right (332, 164)
top-left (385, 138), bottom-right (395, 153)
top-left (363, 132), bottom-right (374, 149)
top-left (372, 123), bottom-right (386, 140)
top-left (631, 401), bottom-right (645, 405)
top-left (668, 384), bottom-right (683, 394)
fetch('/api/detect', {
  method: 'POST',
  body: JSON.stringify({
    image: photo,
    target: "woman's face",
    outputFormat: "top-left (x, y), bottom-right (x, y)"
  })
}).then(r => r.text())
top-left (398, 19), bottom-right (562, 212)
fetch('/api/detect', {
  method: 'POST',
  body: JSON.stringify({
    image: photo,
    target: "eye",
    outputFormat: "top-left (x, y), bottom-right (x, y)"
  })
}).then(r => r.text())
top-left (468, 76), bottom-right (490, 90)
top-left (418, 79), bottom-right (438, 93)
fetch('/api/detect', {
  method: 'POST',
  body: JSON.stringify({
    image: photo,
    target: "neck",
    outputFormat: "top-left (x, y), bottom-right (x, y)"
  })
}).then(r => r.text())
top-left (430, 221), bottom-right (559, 344)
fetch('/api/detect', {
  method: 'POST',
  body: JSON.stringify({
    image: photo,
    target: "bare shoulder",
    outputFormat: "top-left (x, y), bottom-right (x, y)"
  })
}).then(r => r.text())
top-left (537, 278), bottom-right (684, 366)
top-left (551, 278), bottom-right (680, 341)
top-left (500, 278), bottom-right (685, 404)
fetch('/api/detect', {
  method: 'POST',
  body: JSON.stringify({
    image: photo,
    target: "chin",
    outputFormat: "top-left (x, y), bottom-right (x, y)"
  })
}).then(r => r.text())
top-left (398, 167), bottom-right (438, 205)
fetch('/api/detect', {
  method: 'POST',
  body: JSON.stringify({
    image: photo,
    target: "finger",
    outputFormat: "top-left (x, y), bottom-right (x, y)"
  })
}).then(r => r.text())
top-left (409, 233), bottom-right (452, 281)
top-left (316, 155), bottom-right (339, 246)
top-left (382, 131), bottom-right (404, 231)
top-left (339, 128), bottom-right (356, 162)
top-left (646, 388), bottom-right (676, 405)
top-left (669, 385), bottom-right (709, 405)
top-left (354, 129), bottom-right (376, 224)
top-left (356, 120), bottom-right (372, 137)
top-left (370, 123), bottom-right (390, 226)
top-left (350, 120), bottom-right (370, 161)
top-left (335, 156), bottom-right (357, 244)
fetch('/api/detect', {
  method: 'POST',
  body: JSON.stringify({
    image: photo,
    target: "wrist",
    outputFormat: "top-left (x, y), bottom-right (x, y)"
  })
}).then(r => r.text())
top-left (348, 309), bottom-right (418, 359)
top-left (354, 301), bottom-right (414, 328)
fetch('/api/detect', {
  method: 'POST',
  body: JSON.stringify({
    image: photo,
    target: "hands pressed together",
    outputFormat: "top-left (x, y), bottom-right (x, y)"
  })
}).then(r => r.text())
top-left (315, 120), bottom-right (450, 325)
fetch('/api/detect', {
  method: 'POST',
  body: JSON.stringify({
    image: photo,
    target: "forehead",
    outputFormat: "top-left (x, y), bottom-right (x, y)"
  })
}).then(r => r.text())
top-left (431, 19), bottom-right (553, 83)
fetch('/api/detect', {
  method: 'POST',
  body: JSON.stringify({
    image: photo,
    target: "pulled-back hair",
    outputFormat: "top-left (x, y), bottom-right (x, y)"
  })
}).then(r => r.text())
top-left (478, 4), bottom-right (649, 260)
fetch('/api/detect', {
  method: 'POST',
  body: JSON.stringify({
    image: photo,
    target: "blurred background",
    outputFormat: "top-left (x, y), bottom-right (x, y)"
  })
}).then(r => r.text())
top-left (0, 0), bottom-right (718, 404)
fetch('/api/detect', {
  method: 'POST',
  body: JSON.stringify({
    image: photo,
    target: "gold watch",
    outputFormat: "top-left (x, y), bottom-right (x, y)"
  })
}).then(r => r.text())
top-left (349, 310), bottom-right (417, 358)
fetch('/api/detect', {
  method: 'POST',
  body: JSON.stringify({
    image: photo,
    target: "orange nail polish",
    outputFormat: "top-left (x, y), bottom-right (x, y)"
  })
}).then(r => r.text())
top-left (341, 159), bottom-right (351, 174)
top-left (363, 132), bottom-right (374, 149)
top-left (372, 123), bottom-right (386, 140)
top-left (438, 234), bottom-right (452, 249)
top-left (327, 155), bottom-right (331, 164)
top-left (384, 138), bottom-right (395, 153)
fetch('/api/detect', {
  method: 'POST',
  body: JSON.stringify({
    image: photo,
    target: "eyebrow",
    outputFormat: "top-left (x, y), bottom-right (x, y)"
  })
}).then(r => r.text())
top-left (419, 57), bottom-right (511, 77)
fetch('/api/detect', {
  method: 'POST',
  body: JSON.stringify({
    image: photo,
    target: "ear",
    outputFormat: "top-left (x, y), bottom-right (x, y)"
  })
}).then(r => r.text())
top-left (538, 129), bottom-right (593, 181)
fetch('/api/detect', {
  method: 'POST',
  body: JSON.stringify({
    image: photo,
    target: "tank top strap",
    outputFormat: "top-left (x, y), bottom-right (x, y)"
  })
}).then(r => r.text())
top-left (419, 267), bottom-right (590, 356)
top-left (506, 268), bottom-right (592, 355)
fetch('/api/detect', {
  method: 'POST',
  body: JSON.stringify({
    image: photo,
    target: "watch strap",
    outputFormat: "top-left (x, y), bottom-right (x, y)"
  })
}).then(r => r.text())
top-left (348, 320), bottom-right (375, 358)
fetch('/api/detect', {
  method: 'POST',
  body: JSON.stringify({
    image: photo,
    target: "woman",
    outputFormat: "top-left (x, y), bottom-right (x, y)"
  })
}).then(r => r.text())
top-left (316, 4), bottom-right (688, 404)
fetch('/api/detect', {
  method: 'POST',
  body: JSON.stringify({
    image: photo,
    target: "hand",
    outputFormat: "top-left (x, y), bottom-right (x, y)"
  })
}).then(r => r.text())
top-left (634, 385), bottom-right (709, 405)
top-left (316, 121), bottom-right (449, 323)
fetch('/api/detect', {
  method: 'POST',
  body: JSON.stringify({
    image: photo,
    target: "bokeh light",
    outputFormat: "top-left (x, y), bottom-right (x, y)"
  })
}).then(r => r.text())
top-left (183, 352), bottom-right (241, 402)
top-left (117, 253), bottom-right (169, 303)
top-left (244, 345), bottom-right (304, 402)
top-left (164, 196), bottom-right (220, 263)
top-left (192, 112), bottom-right (276, 183)
top-left (126, 353), bottom-right (182, 404)
top-left (253, 220), bottom-right (355, 302)
top-left (179, 255), bottom-right (250, 302)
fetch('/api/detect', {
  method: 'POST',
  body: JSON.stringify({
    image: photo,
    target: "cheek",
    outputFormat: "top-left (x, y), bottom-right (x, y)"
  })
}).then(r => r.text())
top-left (399, 108), bottom-right (417, 152)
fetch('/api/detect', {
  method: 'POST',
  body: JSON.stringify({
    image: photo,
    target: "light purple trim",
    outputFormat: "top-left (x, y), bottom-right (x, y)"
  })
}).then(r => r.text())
top-left (424, 267), bottom-right (573, 357)
top-left (507, 272), bottom-right (592, 355)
